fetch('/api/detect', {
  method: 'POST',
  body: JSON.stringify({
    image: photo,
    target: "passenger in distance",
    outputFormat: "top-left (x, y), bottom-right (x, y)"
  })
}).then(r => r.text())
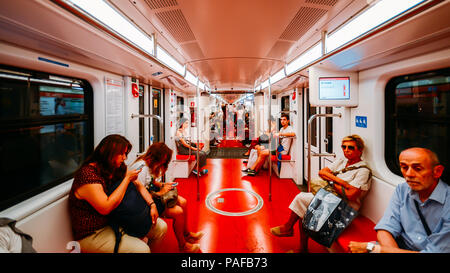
top-left (68, 134), bottom-right (167, 253)
top-left (243, 114), bottom-right (295, 176)
top-left (131, 142), bottom-right (204, 253)
top-left (270, 135), bottom-right (372, 253)
top-left (175, 117), bottom-right (208, 176)
top-left (349, 147), bottom-right (449, 253)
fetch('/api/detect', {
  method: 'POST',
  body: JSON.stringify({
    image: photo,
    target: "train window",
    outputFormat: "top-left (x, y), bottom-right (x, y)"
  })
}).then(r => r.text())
top-left (386, 67), bottom-right (449, 182)
top-left (0, 65), bottom-right (93, 211)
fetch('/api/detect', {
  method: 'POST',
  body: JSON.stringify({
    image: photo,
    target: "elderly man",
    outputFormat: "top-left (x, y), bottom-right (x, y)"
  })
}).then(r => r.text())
top-left (349, 147), bottom-right (449, 253)
top-left (270, 135), bottom-right (372, 252)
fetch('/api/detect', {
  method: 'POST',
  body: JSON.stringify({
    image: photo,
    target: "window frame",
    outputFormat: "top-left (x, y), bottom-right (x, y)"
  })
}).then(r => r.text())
top-left (0, 65), bottom-right (94, 211)
top-left (385, 67), bottom-right (449, 181)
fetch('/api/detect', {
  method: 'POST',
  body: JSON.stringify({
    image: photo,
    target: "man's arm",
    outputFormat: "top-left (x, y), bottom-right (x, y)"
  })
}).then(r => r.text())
top-left (349, 230), bottom-right (418, 253)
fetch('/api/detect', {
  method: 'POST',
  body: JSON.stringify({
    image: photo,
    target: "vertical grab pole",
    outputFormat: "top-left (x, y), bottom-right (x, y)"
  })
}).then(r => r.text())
top-left (268, 79), bottom-right (272, 202)
top-left (307, 113), bottom-right (341, 192)
top-left (196, 81), bottom-right (200, 201)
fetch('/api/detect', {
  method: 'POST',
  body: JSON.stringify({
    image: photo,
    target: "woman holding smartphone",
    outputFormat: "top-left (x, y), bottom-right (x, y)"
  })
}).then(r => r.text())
top-left (132, 142), bottom-right (204, 253)
top-left (68, 134), bottom-right (167, 253)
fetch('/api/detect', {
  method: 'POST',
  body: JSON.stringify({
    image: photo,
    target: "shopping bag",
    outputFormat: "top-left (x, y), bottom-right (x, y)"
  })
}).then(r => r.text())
top-left (302, 187), bottom-right (358, 248)
top-left (247, 149), bottom-right (258, 168)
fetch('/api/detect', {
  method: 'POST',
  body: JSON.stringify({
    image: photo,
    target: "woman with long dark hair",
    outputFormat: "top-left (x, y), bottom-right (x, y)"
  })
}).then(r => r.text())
top-left (132, 142), bottom-right (204, 253)
top-left (68, 134), bottom-right (167, 253)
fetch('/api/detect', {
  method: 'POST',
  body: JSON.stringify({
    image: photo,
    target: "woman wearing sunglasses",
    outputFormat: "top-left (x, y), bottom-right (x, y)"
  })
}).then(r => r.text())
top-left (269, 134), bottom-right (372, 253)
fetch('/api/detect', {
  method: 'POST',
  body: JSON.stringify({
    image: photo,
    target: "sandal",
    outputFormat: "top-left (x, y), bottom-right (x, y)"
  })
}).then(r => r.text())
top-left (270, 226), bottom-right (293, 237)
top-left (185, 231), bottom-right (204, 244)
top-left (180, 242), bottom-right (201, 253)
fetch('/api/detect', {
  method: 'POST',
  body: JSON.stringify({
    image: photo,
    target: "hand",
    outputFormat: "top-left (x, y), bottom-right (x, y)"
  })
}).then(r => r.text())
top-left (348, 241), bottom-right (369, 253)
top-left (126, 168), bottom-right (141, 182)
top-left (150, 204), bottom-right (159, 225)
top-left (159, 183), bottom-right (173, 195)
top-left (273, 133), bottom-right (280, 138)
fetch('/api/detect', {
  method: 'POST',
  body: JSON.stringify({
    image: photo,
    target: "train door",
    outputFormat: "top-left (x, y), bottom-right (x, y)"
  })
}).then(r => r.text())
top-left (138, 84), bottom-right (146, 153)
top-left (303, 87), bottom-right (320, 184)
top-left (320, 107), bottom-right (335, 168)
top-left (150, 87), bottom-right (163, 144)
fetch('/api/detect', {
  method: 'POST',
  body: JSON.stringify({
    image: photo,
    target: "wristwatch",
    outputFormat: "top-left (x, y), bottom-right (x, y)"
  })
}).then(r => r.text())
top-left (366, 242), bottom-right (376, 253)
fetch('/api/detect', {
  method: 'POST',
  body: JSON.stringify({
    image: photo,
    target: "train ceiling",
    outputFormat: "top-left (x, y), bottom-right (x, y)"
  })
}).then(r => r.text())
top-left (124, 0), bottom-right (348, 91)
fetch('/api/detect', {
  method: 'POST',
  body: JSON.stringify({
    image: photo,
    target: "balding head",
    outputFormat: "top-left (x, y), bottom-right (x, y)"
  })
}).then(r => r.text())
top-left (399, 147), bottom-right (444, 199)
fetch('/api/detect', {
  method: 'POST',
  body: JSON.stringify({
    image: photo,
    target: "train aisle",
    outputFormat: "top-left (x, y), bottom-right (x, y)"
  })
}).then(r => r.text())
top-left (152, 158), bottom-right (328, 253)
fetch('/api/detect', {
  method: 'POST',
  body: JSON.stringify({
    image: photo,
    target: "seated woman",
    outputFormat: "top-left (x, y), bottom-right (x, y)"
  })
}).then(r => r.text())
top-left (270, 135), bottom-right (372, 252)
top-left (175, 118), bottom-right (208, 176)
top-left (68, 134), bottom-right (167, 253)
top-left (132, 142), bottom-right (204, 253)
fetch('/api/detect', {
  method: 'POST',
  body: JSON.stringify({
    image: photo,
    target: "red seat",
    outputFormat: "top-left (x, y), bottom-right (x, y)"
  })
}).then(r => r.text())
top-left (333, 215), bottom-right (377, 252)
top-left (271, 154), bottom-right (291, 161)
top-left (176, 154), bottom-right (196, 161)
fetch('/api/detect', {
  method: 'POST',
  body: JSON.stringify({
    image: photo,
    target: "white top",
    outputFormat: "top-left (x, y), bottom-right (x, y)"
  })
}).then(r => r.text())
top-left (130, 160), bottom-right (153, 187)
top-left (0, 226), bottom-right (22, 253)
top-left (326, 157), bottom-right (372, 211)
top-left (279, 125), bottom-right (295, 153)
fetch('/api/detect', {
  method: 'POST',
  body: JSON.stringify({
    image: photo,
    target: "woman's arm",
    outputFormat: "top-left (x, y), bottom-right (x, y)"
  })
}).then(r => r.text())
top-left (75, 168), bottom-right (139, 215)
top-left (318, 167), bottom-right (361, 201)
top-left (133, 180), bottom-right (158, 224)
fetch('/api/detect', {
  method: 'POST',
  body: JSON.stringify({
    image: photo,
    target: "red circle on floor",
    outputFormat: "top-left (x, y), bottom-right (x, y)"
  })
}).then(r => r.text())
top-left (210, 190), bottom-right (259, 213)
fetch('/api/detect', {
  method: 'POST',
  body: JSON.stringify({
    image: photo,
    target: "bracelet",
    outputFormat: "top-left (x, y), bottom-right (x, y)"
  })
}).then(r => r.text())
top-left (148, 202), bottom-right (155, 207)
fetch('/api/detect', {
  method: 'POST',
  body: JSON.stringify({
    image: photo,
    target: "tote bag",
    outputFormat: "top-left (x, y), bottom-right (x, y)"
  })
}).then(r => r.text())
top-left (302, 187), bottom-right (358, 248)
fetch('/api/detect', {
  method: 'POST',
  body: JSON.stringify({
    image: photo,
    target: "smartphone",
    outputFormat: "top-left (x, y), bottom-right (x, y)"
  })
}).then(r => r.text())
top-left (136, 164), bottom-right (145, 171)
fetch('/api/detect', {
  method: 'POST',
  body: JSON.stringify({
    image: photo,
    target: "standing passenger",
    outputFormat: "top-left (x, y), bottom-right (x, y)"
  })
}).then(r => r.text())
top-left (68, 134), bottom-right (167, 253)
top-left (349, 147), bottom-right (449, 253)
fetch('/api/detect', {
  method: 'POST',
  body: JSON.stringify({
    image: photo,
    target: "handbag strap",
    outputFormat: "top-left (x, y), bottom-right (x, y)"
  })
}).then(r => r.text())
top-left (413, 200), bottom-right (432, 236)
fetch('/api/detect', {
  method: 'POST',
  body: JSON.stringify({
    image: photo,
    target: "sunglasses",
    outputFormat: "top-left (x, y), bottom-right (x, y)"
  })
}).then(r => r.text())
top-left (341, 145), bottom-right (356, 151)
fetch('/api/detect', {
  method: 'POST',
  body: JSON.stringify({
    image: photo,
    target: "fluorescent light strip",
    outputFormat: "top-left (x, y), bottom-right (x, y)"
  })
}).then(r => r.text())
top-left (184, 70), bottom-right (198, 86)
top-left (269, 68), bottom-right (286, 85)
top-left (326, 0), bottom-right (425, 53)
top-left (261, 79), bottom-right (269, 90)
top-left (285, 42), bottom-right (322, 76)
top-left (69, 0), bottom-right (154, 55)
top-left (156, 45), bottom-right (185, 76)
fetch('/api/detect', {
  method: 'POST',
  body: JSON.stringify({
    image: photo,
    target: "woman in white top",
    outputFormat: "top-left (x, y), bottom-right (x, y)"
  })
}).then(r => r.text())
top-left (132, 142), bottom-right (204, 253)
top-left (270, 135), bottom-right (372, 252)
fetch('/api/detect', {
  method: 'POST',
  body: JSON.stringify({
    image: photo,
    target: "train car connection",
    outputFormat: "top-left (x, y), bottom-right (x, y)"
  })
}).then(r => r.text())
top-left (0, 0), bottom-right (448, 255)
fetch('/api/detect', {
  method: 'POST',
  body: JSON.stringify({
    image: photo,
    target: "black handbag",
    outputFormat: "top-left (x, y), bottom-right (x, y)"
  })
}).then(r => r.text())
top-left (302, 186), bottom-right (358, 248)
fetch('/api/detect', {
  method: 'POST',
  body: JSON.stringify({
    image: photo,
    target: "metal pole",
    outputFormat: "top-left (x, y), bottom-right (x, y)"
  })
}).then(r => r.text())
top-left (196, 83), bottom-right (200, 201)
top-left (131, 113), bottom-right (164, 142)
top-left (306, 113), bottom-right (341, 192)
top-left (268, 79), bottom-right (272, 202)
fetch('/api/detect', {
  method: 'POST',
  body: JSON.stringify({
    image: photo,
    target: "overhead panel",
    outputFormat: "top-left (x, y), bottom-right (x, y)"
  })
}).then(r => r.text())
top-left (155, 9), bottom-right (196, 43)
top-left (145, 0), bottom-right (179, 10)
top-left (279, 7), bottom-right (328, 41)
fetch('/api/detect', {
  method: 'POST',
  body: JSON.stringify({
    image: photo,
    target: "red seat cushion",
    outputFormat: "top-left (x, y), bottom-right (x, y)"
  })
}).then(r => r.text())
top-left (271, 155), bottom-right (291, 161)
top-left (176, 154), bottom-right (196, 161)
top-left (334, 215), bottom-right (377, 252)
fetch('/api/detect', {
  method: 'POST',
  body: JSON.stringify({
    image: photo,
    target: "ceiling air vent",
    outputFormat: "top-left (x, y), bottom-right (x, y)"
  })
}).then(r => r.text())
top-left (280, 7), bottom-right (327, 41)
top-left (155, 9), bottom-right (195, 43)
top-left (145, 0), bottom-right (179, 10)
top-left (305, 0), bottom-right (338, 6)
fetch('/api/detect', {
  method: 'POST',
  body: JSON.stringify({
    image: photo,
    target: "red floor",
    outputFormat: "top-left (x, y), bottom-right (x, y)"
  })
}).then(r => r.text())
top-left (151, 158), bottom-right (328, 253)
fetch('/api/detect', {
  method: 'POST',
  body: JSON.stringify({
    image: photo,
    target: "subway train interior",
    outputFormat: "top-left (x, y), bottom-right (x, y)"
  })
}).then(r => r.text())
top-left (0, 0), bottom-right (449, 254)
